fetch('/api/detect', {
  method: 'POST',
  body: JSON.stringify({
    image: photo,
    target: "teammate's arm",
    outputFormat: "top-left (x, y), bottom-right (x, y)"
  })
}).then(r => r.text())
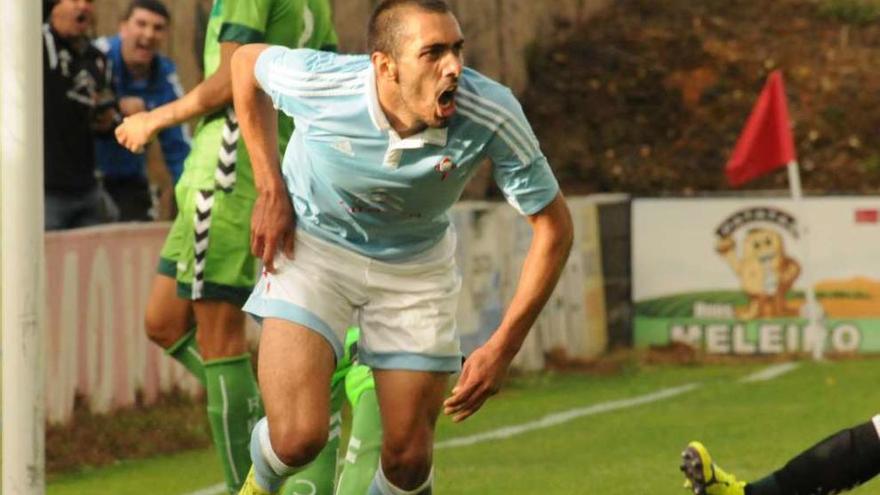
top-left (115, 41), bottom-right (240, 153)
top-left (230, 44), bottom-right (293, 273)
top-left (444, 193), bottom-right (573, 422)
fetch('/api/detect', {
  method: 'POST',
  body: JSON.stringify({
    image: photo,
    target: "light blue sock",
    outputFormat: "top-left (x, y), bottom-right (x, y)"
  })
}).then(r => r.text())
top-left (250, 417), bottom-right (305, 493)
top-left (368, 463), bottom-right (433, 495)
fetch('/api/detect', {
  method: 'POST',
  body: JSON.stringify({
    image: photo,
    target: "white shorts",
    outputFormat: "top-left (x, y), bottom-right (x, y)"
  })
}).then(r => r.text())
top-left (243, 228), bottom-right (462, 372)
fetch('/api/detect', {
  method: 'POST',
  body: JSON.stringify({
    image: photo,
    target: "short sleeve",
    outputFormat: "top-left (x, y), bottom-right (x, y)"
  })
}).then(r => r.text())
top-left (254, 46), bottom-right (325, 121)
top-left (219, 0), bottom-right (270, 44)
top-left (482, 90), bottom-right (559, 215)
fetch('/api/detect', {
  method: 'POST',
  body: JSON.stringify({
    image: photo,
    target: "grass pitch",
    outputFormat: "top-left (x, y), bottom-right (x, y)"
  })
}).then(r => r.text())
top-left (47, 357), bottom-right (880, 495)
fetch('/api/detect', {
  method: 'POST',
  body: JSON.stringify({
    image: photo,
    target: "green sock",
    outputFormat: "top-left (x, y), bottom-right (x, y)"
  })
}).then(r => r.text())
top-left (279, 377), bottom-right (346, 495)
top-left (204, 354), bottom-right (264, 493)
top-left (336, 388), bottom-right (382, 495)
top-left (165, 328), bottom-right (206, 385)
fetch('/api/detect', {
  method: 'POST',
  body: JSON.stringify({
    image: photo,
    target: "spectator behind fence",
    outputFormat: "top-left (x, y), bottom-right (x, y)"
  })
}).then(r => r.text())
top-left (94, 0), bottom-right (190, 222)
top-left (43, 0), bottom-right (122, 230)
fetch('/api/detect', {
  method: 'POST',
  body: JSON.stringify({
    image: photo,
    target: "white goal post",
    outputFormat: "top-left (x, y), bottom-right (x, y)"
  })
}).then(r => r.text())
top-left (2, 0), bottom-right (46, 493)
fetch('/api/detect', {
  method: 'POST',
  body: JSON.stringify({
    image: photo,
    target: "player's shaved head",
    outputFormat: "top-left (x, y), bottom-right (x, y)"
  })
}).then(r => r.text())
top-left (367, 0), bottom-right (452, 57)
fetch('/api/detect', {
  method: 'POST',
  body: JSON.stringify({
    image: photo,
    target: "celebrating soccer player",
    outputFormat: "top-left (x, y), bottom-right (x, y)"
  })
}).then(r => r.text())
top-left (230, 0), bottom-right (574, 493)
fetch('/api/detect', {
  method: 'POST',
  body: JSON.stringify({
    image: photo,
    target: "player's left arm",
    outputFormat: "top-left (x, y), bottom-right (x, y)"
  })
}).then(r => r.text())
top-left (444, 87), bottom-right (573, 422)
top-left (444, 193), bottom-right (573, 422)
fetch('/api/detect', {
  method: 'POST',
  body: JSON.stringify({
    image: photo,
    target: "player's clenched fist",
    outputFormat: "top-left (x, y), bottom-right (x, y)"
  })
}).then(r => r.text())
top-left (115, 111), bottom-right (157, 154)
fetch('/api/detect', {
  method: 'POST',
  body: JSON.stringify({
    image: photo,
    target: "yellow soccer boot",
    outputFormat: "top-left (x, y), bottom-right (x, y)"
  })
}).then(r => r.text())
top-left (239, 465), bottom-right (274, 495)
top-left (680, 441), bottom-right (746, 495)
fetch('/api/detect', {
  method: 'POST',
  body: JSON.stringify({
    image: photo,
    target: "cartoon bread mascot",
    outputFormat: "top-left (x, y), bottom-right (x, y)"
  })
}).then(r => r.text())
top-left (716, 228), bottom-right (801, 319)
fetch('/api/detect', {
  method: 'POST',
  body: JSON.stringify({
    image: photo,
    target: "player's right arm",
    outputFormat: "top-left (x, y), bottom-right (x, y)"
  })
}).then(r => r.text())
top-left (115, 42), bottom-right (239, 153)
top-left (231, 44), bottom-right (292, 272)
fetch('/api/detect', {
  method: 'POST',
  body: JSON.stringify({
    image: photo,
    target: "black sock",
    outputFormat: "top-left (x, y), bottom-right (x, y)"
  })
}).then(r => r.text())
top-left (750, 420), bottom-right (880, 495)
top-left (745, 475), bottom-right (780, 495)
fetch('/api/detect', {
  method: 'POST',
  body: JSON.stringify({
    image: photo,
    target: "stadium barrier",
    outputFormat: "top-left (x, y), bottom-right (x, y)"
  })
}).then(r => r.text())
top-left (42, 197), bottom-right (612, 424)
top-left (453, 198), bottom-right (609, 370)
top-left (44, 223), bottom-right (201, 424)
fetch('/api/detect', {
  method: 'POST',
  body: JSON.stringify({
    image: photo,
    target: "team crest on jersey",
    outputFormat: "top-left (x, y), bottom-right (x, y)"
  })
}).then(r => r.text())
top-left (434, 156), bottom-right (457, 181)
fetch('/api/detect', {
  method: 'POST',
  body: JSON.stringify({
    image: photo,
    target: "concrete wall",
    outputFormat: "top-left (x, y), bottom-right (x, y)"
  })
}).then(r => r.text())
top-left (93, 0), bottom-right (609, 95)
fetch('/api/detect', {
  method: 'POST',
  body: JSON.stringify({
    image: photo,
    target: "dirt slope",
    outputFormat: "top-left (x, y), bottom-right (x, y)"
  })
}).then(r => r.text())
top-left (521, 0), bottom-right (880, 195)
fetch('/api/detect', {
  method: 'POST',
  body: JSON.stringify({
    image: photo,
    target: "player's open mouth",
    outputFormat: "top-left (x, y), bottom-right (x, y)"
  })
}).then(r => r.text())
top-left (437, 85), bottom-right (458, 118)
top-left (75, 12), bottom-right (88, 24)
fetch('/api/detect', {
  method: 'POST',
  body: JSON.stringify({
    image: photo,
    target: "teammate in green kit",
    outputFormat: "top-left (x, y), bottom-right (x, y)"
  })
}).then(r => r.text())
top-left (280, 328), bottom-right (382, 495)
top-left (115, 1), bottom-right (351, 492)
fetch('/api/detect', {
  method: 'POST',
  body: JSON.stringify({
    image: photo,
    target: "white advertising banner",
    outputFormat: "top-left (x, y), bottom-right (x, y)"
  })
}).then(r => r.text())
top-left (633, 197), bottom-right (880, 354)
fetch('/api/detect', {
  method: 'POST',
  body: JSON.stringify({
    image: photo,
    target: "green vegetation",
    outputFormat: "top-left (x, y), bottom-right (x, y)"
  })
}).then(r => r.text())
top-left (818, 0), bottom-right (880, 24)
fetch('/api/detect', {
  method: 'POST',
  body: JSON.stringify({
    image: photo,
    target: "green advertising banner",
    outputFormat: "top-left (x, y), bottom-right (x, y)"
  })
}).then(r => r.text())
top-left (633, 198), bottom-right (880, 354)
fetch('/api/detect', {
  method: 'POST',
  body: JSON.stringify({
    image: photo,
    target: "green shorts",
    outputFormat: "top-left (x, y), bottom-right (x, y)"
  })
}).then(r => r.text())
top-left (158, 183), bottom-right (257, 306)
top-left (330, 328), bottom-right (376, 404)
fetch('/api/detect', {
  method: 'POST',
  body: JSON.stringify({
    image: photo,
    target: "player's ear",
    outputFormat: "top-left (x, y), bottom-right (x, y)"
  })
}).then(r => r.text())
top-left (371, 51), bottom-right (398, 82)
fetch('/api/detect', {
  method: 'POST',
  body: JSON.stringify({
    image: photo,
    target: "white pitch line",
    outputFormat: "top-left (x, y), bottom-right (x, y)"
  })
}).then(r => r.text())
top-left (435, 383), bottom-right (700, 449)
top-left (739, 362), bottom-right (800, 383)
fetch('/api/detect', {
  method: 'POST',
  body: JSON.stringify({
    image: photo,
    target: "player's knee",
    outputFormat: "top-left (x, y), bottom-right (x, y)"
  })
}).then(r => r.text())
top-left (144, 308), bottom-right (180, 349)
top-left (381, 430), bottom-right (432, 477)
top-left (269, 420), bottom-right (329, 467)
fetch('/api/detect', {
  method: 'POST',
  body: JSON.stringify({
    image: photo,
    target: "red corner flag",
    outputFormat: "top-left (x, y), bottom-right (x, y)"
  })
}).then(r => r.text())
top-left (725, 71), bottom-right (797, 186)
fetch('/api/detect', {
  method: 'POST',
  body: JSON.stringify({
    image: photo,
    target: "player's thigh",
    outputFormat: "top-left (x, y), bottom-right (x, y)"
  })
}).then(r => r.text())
top-left (244, 230), bottom-right (368, 362)
top-left (359, 258), bottom-right (462, 373)
top-left (372, 370), bottom-right (448, 448)
top-left (258, 318), bottom-right (337, 440)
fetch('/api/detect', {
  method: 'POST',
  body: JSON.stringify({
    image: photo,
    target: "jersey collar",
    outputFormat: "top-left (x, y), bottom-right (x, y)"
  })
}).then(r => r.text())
top-left (366, 65), bottom-right (448, 168)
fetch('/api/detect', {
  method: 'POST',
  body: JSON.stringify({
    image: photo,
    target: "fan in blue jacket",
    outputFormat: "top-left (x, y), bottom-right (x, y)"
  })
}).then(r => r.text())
top-left (94, 0), bottom-right (189, 221)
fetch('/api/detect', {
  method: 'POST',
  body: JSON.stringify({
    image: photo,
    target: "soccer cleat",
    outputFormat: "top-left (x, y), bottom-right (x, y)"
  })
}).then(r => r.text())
top-left (239, 465), bottom-right (274, 495)
top-left (680, 441), bottom-right (746, 495)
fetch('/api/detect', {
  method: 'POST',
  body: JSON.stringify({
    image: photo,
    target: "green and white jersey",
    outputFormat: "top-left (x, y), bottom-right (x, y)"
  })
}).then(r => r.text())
top-left (178, 0), bottom-right (339, 192)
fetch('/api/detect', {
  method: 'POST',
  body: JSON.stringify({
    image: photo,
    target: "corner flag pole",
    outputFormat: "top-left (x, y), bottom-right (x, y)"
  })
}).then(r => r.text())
top-left (2, 0), bottom-right (46, 493)
top-left (725, 70), bottom-right (826, 360)
top-left (786, 161), bottom-right (825, 360)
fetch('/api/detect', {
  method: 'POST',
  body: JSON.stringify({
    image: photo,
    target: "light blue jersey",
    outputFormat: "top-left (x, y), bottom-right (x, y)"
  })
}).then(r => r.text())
top-left (255, 47), bottom-right (559, 260)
